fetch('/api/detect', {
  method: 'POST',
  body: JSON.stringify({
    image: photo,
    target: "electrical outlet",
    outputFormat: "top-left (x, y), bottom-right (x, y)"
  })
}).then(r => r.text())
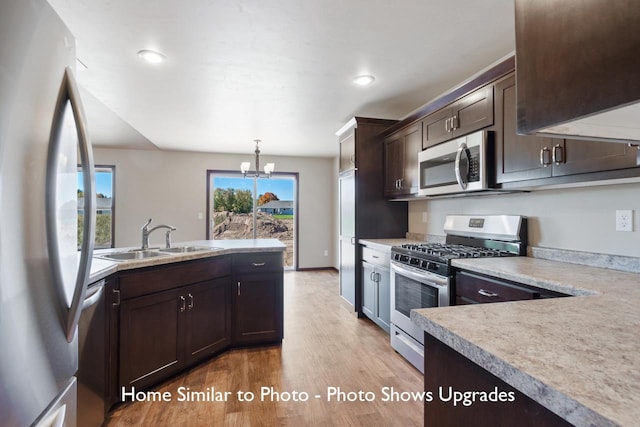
top-left (616, 210), bottom-right (633, 232)
top-left (323, 249), bottom-right (328, 257)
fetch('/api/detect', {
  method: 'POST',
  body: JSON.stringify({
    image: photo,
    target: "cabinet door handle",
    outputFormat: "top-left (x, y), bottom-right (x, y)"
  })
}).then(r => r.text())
top-left (372, 255), bottom-right (379, 259)
top-left (252, 262), bottom-right (266, 267)
top-left (375, 272), bottom-right (381, 283)
top-left (552, 144), bottom-right (564, 165)
top-left (370, 271), bottom-right (375, 281)
top-left (180, 296), bottom-right (186, 312)
top-left (452, 115), bottom-right (458, 130)
top-left (540, 147), bottom-right (551, 167)
top-left (478, 289), bottom-right (499, 298)
top-left (188, 293), bottom-right (194, 309)
top-left (112, 289), bottom-right (120, 307)
top-left (237, 281), bottom-right (241, 296)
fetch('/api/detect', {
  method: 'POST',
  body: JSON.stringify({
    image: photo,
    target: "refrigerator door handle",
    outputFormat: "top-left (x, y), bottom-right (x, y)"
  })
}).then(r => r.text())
top-left (46, 67), bottom-right (96, 343)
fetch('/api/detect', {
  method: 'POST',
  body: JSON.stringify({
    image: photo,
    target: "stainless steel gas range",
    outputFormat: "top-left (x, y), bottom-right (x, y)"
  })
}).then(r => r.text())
top-left (389, 214), bottom-right (528, 372)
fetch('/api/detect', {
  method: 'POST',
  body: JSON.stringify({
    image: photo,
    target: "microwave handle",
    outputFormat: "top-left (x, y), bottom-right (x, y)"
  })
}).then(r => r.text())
top-left (454, 142), bottom-right (468, 190)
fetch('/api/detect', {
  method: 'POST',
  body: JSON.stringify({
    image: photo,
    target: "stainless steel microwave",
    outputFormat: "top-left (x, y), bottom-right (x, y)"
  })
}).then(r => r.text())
top-left (418, 130), bottom-right (495, 196)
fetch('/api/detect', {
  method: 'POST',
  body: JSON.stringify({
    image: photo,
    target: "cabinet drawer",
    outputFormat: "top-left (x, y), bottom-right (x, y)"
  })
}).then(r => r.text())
top-left (119, 255), bottom-right (231, 300)
top-left (456, 271), bottom-right (539, 304)
top-left (233, 252), bottom-right (283, 273)
top-left (361, 246), bottom-right (390, 267)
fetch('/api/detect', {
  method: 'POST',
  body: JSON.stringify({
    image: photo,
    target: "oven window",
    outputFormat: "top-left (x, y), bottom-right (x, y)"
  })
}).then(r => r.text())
top-left (395, 273), bottom-right (439, 317)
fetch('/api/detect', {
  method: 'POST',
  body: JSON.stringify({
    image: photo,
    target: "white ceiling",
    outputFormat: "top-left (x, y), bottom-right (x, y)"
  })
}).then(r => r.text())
top-left (47, 0), bottom-right (515, 158)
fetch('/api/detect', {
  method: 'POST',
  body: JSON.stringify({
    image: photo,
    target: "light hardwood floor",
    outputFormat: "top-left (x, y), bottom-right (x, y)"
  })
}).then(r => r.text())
top-left (105, 270), bottom-right (424, 426)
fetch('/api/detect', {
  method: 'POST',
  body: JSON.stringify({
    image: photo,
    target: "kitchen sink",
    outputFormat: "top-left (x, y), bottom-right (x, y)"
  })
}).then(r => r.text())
top-left (157, 246), bottom-right (220, 253)
top-left (98, 250), bottom-right (170, 261)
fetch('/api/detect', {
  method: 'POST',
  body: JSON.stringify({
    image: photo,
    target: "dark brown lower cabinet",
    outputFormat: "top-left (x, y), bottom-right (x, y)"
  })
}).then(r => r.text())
top-left (424, 333), bottom-right (572, 427)
top-left (119, 287), bottom-right (186, 391)
top-left (233, 272), bottom-right (282, 345)
top-left (184, 278), bottom-right (231, 365)
top-left (119, 278), bottom-right (231, 391)
top-left (113, 252), bottom-right (283, 406)
top-left (232, 252), bottom-right (284, 345)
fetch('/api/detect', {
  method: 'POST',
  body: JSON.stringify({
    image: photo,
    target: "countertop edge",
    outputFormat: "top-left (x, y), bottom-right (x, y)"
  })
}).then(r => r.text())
top-left (411, 311), bottom-right (618, 427)
top-left (89, 239), bottom-right (286, 281)
top-left (411, 256), bottom-right (640, 427)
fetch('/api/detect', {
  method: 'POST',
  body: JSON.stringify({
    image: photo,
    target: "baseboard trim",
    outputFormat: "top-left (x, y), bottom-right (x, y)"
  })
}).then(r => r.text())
top-left (296, 267), bottom-right (339, 272)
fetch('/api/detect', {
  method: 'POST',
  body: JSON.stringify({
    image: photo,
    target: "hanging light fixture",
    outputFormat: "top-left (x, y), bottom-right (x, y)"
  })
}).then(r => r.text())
top-left (240, 140), bottom-right (275, 240)
top-left (240, 139), bottom-right (275, 178)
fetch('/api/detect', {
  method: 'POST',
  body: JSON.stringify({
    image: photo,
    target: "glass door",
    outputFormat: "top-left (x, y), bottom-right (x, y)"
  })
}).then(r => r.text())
top-left (207, 171), bottom-right (297, 269)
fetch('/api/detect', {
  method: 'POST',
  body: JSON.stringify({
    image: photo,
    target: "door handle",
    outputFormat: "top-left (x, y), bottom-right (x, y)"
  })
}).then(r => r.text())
top-left (237, 281), bottom-right (241, 296)
top-left (180, 296), bottom-right (186, 312)
top-left (112, 289), bottom-right (121, 307)
top-left (451, 115), bottom-right (458, 130)
top-left (478, 289), bottom-right (499, 298)
top-left (188, 293), bottom-right (194, 309)
top-left (552, 144), bottom-right (564, 165)
top-left (46, 67), bottom-right (96, 343)
top-left (540, 147), bottom-right (551, 167)
top-left (252, 262), bottom-right (266, 267)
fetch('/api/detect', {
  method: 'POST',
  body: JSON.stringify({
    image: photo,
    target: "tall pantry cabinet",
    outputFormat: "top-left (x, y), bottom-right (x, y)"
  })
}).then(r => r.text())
top-left (337, 117), bottom-right (407, 315)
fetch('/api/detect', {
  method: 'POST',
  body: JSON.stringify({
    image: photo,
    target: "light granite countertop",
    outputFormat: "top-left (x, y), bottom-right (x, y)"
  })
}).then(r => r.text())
top-left (411, 256), bottom-right (640, 427)
top-left (89, 239), bottom-right (285, 283)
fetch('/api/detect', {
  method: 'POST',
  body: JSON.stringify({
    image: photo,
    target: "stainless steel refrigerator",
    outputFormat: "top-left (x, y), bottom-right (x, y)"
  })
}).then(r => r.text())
top-left (0, 0), bottom-right (96, 426)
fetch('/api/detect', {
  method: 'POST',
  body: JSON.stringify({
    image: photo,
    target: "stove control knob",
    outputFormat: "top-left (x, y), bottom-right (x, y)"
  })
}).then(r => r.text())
top-left (426, 262), bottom-right (437, 271)
top-left (420, 260), bottom-right (429, 269)
top-left (409, 257), bottom-right (420, 266)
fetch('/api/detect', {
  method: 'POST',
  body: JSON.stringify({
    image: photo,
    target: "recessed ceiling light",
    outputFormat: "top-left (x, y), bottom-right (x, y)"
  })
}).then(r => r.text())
top-left (137, 49), bottom-right (166, 64)
top-left (353, 74), bottom-right (375, 86)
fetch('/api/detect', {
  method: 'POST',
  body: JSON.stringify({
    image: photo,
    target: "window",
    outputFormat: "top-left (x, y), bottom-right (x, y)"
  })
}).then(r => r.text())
top-left (207, 170), bottom-right (298, 269)
top-left (77, 165), bottom-right (115, 249)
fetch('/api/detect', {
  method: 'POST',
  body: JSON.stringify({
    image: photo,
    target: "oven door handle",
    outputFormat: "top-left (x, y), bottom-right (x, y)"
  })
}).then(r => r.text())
top-left (391, 262), bottom-right (448, 288)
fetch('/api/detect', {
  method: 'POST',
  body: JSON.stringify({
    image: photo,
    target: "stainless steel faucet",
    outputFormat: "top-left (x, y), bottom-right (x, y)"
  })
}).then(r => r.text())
top-left (141, 218), bottom-right (176, 249)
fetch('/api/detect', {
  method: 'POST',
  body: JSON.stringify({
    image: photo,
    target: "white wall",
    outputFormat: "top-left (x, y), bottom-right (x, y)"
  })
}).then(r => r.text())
top-left (408, 182), bottom-right (640, 257)
top-left (94, 147), bottom-right (336, 269)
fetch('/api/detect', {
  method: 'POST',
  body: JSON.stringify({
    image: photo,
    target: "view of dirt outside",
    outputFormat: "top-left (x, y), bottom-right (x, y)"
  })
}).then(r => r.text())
top-left (212, 211), bottom-right (294, 267)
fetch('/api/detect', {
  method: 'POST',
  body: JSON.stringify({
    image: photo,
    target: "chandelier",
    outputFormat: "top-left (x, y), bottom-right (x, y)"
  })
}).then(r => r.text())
top-left (240, 139), bottom-right (275, 178)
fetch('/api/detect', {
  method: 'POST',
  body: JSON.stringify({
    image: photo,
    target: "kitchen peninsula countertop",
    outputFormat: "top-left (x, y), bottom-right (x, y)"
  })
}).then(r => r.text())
top-left (89, 239), bottom-right (285, 283)
top-left (411, 256), bottom-right (640, 427)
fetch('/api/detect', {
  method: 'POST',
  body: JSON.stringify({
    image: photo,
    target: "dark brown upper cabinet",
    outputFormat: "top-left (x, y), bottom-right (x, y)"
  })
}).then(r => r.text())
top-left (496, 73), bottom-right (639, 184)
top-left (423, 85), bottom-right (494, 149)
top-left (495, 74), bottom-right (553, 183)
top-left (515, 0), bottom-right (640, 143)
top-left (384, 122), bottom-right (421, 197)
